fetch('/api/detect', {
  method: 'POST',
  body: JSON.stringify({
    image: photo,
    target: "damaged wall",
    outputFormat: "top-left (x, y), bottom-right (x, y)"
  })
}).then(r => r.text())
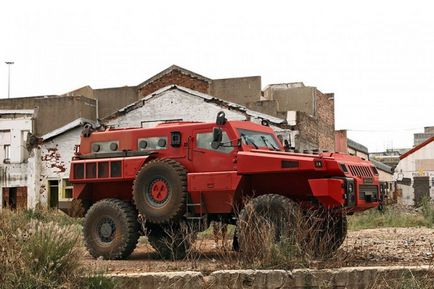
top-left (38, 127), bottom-right (81, 205)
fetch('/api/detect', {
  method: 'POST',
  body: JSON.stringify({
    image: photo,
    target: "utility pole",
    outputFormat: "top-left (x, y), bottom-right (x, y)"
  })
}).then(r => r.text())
top-left (5, 61), bottom-right (14, 98)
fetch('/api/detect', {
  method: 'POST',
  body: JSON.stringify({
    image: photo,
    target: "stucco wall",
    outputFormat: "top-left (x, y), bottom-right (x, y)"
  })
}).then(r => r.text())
top-left (209, 76), bottom-right (261, 106)
top-left (0, 96), bottom-right (96, 135)
top-left (263, 86), bottom-right (315, 115)
top-left (94, 86), bottom-right (138, 118)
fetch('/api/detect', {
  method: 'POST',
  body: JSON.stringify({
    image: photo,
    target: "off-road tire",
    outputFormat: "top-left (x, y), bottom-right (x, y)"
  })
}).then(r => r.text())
top-left (83, 198), bottom-right (140, 260)
top-left (133, 159), bottom-right (187, 224)
top-left (236, 194), bottom-right (304, 253)
top-left (147, 224), bottom-right (191, 260)
top-left (314, 213), bottom-right (347, 258)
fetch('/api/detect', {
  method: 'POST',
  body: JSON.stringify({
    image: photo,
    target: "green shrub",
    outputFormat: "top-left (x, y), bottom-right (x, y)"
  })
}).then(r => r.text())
top-left (0, 209), bottom-right (109, 289)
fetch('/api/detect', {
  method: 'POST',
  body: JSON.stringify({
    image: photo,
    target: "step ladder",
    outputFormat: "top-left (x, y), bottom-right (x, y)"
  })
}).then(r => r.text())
top-left (185, 192), bottom-right (208, 231)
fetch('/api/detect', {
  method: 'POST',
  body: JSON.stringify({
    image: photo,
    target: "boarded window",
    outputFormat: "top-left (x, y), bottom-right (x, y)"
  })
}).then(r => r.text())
top-left (86, 163), bottom-right (96, 178)
top-left (98, 162), bottom-right (109, 178)
top-left (111, 161), bottom-right (122, 177)
top-left (74, 163), bottom-right (84, 179)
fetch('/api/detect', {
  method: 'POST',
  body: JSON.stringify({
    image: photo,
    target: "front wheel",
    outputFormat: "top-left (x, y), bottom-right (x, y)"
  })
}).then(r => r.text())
top-left (313, 212), bottom-right (347, 258)
top-left (236, 194), bottom-right (304, 258)
top-left (83, 198), bottom-right (140, 260)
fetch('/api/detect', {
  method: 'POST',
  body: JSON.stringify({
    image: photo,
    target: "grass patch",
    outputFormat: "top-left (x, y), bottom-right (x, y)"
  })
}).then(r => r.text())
top-left (23, 207), bottom-right (83, 227)
top-left (348, 206), bottom-right (429, 231)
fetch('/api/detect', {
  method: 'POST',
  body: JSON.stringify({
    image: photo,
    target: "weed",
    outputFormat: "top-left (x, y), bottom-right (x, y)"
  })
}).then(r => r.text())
top-left (369, 269), bottom-right (434, 289)
top-left (420, 197), bottom-right (434, 227)
top-left (84, 272), bottom-right (116, 289)
top-left (0, 209), bottom-right (112, 289)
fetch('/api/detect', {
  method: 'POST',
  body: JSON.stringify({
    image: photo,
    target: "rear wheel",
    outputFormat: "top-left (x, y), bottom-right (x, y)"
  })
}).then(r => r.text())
top-left (83, 198), bottom-right (139, 260)
top-left (133, 159), bottom-right (187, 224)
top-left (147, 224), bottom-right (192, 260)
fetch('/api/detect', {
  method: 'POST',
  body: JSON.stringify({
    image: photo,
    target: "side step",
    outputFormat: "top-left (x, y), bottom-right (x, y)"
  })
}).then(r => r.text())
top-left (185, 192), bottom-right (208, 230)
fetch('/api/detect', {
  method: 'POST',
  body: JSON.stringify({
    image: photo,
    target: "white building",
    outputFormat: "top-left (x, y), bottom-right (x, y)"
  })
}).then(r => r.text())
top-left (394, 137), bottom-right (434, 206)
top-left (38, 118), bottom-right (92, 209)
top-left (105, 85), bottom-right (295, 140)
top-left (0, 110), bottom-right (39, 209)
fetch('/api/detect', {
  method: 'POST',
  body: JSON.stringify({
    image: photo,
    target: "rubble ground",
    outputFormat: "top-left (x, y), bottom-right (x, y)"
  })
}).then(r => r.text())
top-left (83, 226), bottom-right (434, 274)
top-left (82, 204), bottom-right (434, 274)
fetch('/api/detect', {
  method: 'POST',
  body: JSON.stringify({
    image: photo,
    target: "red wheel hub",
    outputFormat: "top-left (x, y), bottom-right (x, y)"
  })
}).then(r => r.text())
top-left (150, 179), bottom-right (169, 203)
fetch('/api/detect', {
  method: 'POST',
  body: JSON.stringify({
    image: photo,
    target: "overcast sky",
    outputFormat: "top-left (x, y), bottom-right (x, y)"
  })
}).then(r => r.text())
top-left (1, 0), bottom-right (433, 152)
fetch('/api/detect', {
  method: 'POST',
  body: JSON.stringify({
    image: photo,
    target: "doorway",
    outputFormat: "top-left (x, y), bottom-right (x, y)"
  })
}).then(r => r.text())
top-left (413, 176), bottom-right (430, 206)
top-left (48, 180), bottom-right (59, 208)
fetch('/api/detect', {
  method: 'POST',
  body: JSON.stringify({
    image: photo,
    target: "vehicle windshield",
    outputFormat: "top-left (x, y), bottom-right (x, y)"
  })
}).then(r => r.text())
top-left (237, 129), bottom-right (281, 151)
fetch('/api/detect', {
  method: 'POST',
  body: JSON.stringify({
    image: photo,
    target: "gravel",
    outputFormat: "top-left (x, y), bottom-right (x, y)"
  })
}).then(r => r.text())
top-left (83, 227), bottom-right (434, 273)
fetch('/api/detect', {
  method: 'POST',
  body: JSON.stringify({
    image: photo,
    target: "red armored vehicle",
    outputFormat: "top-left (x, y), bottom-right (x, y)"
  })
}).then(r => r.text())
top-left (69, 112), bottom-right (380, 259)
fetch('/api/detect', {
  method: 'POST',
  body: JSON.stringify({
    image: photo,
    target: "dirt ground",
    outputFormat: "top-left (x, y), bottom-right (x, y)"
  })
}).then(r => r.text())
top-left (83, 227), bottom-right (434, 274)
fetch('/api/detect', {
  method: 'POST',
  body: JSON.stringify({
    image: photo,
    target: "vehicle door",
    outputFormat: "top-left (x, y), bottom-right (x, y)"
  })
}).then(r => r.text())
top-left (192, 128), bottom-right (237, 172)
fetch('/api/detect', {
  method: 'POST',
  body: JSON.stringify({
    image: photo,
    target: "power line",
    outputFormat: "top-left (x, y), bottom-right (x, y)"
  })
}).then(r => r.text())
top-left (346, 127), bottom-right (424, 133)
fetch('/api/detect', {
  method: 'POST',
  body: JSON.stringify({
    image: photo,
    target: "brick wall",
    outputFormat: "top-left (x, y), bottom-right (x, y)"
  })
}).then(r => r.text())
top-left (315, 90), bottom-right (335, 151)
top-left (292, 89), bottom-right (335, 152)
top-left (138, 70), bottom-right (210, 98)
top-left (295, 112), bottom-right (320, 151)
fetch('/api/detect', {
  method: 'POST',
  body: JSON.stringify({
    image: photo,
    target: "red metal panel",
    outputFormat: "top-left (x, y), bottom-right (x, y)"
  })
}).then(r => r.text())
top-left (308, 178), bottom-right (345, 208)
top-left (188, 171), bottom-right (240, 192)
top-left (188, 171), bottom-right (241, 213)
top-left (237, 151), bottom-right (328, 174)
top-left (123, 156), bottom-right (150, 178)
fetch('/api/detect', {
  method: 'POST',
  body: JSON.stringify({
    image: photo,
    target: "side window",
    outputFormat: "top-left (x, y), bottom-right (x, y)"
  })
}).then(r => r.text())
top-left (196, 131), bottom-right (233, 153)
top-left (138, 137), bottom-right (167, 151)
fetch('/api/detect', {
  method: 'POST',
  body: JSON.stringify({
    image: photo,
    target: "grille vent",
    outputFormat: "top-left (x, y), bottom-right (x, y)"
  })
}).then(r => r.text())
top-left (348, 165), bottom-right (373, 177)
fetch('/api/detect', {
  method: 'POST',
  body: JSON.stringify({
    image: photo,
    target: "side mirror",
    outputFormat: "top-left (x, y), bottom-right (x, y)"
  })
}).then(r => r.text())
top-left (211, 127), bottom-right (223, 149)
